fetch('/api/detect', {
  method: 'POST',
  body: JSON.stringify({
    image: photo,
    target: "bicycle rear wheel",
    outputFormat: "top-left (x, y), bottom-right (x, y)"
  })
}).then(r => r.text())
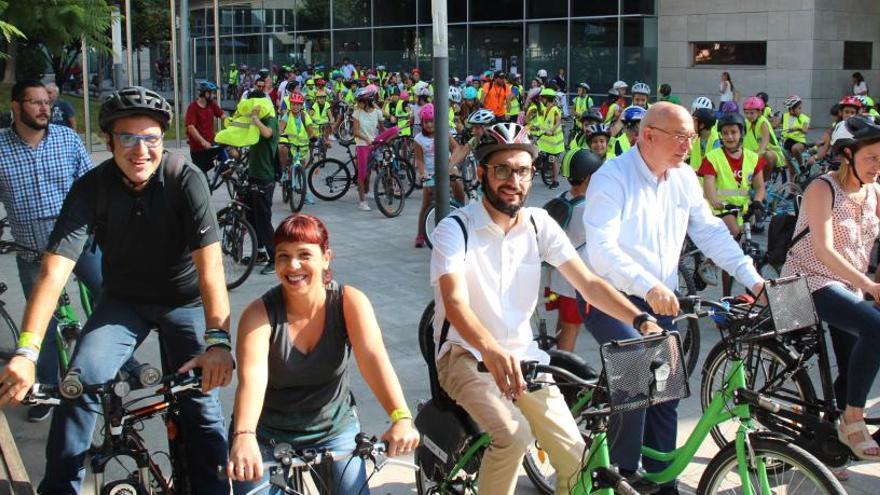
top-left (289, 166), bottom-right (306, 212)
top-left (308, 158), bottom-right (352, 201)
top-left (373, 170), bottom-right (405, 218)
top-left (697, 434), bottom-right (845, 494)
top-left (218, 210), bottom-right (257, 290)
top-left (0, 301), bottom-right (19, 364)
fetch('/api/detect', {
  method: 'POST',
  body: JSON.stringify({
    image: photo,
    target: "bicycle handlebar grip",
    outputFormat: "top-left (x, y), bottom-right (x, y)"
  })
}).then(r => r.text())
top-left (59, 368), bottom-right (84, 400)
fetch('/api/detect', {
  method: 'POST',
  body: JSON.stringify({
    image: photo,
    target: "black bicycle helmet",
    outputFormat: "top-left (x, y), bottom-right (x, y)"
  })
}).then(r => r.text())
top-left (99, 86), bottom-right (173, 133)
top-left (716, 112), bottom-right (745, 133)
top-left (693, 108), bottom-right (717, 132)
top-left (756, 92), bottom-right (769, 104)
top-left (563, 149), bottom-right (603, 183)
top-left (832, 116), bottom-right (880, 185)
top-left (473, 122), bottom-right (538, 163)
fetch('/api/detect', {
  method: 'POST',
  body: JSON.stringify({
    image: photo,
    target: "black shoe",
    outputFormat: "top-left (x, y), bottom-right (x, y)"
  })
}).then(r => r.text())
top-left (260, 264), bottom-right (276, 275)
top-left (655, 486), bottom-right (680, 495)
top-left (619, 469), bottom-right (661, 494)
top-left (549, 181), bottom-right (560, 189)
top-left (27, 404), bottom-right (53, 422)
top-left (254, 251), bottom-right (270, 264)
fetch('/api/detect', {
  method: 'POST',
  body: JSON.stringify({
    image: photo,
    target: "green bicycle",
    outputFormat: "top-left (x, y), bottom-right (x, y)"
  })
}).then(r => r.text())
top-left (414, 281), bottom-right (845, 494)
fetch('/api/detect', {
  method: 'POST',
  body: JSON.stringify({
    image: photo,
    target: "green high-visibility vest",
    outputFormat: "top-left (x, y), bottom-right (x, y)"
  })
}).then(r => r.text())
top-left (705, 147), bottom-right (759, 220)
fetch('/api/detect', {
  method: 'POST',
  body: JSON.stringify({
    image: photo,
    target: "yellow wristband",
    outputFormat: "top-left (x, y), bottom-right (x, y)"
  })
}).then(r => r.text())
top-left (390, 408), bottom-right (412, 423)
top-left (17, 331), bottom-right (41, 351)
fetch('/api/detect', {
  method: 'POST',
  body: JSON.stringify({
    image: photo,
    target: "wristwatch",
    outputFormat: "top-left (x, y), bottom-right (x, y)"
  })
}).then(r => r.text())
top-left (632, 312), bottom-right (658, 333)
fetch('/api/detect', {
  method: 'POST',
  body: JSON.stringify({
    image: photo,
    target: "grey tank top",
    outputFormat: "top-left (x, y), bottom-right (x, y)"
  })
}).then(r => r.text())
top-left (257, 281), bottom-right (357, 443)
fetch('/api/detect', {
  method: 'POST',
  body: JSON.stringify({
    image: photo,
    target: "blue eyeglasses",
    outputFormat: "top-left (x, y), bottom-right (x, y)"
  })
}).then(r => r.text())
top-left (113, 133), bottom-right (164, 149)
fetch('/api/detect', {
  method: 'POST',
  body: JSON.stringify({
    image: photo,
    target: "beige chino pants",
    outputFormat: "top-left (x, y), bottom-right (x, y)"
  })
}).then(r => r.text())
top-left (437, 345), bottom-right (586, 495)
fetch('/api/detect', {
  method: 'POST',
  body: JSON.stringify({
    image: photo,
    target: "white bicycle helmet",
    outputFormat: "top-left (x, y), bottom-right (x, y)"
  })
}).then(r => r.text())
top-left (414, 81), bottom-right (432, 97)
top-left (691, 96), bottom-right (714, 113)
top-left (784, 95), bottom-right (802, 110)
top-left (631, 82), bottom-right (650, 95)
top-left (474, 122), bottom-right (538, 162)
top-left (355, 85), bottom-right (378, 100)
top-left (585, 123), bottom-right (611, 139)
top-left (467, 109), bottom-right (496, 126)
top-left (537, 69), bottom-right (548, 78)
top-left (612, 80), bottom-right (628, 91)
top-left (448, 86), bottom-right (462, 103)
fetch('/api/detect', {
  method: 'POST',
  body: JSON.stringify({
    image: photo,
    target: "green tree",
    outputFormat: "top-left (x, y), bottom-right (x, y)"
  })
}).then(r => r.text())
top-left (1, 0), bottom-right (112, 86)
top-left (0, 1), bottom-right (25, 59)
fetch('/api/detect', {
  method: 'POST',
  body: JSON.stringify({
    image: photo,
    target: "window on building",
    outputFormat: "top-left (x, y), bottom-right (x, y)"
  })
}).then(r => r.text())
top-left (281, 32), bottom-right (330, 68)
top-left (525, 22), bottom-right (566, 82)
top-left (527, 0), bottom-right (567, 19)
top-left (375, 28), bottom-right (420, 71)
top-left (571, 18), bottom-right (618, 97)
top-left (334, 0), bottom-right (370, 28)
top-left (413, 26), bottom-right (468, 78)
top-left (620, 17), bottom-right (658, 93)
top-left (295, 0), bottom-right (330, 31)
top-left (191, 9), bottom-right (205, 37)
top-left (469, 24), bottom-right (523, 76)
top-left (692, 42), bottom-right (766, 66)
top-left (471, 0), bottom-right (522, 22)
top-left (844, 41), bottom-right (873, 70)
top-left (375, 0), bottom-right (416, 25)
top-left (572, 0), bottom-right (617, 17)
top-left (419, 0), bottom-right (466, 23)
top-left (334, 29), bottom-right (371, 66)
top-left (623, 0), bottom-right (656, 15)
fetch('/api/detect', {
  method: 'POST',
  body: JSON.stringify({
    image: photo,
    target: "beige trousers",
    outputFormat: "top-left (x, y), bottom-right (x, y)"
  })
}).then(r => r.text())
top-left (437, 345), bottom-right (586, 495)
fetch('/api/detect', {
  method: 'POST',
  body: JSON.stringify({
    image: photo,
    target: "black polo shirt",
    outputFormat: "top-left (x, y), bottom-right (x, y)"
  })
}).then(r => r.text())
top-left (47, 152), bottom-right (220, 305)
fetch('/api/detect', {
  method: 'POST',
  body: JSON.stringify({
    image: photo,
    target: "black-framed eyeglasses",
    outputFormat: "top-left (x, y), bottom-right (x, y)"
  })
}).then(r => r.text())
top-left (649, 126), bottom-right (697, 144)
top-left (485, 164), bottom-right (534, 181)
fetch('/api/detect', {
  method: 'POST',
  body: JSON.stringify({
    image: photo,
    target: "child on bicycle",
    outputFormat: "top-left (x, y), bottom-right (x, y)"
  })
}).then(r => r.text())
top-left (742, 95), bottom-right (784, 182)
top-left (413, 104), bottom-right (463, 248)
top-left (780, 95), bottom-right (811, 174)
top-left (279, 92), bottom-right (316, 183)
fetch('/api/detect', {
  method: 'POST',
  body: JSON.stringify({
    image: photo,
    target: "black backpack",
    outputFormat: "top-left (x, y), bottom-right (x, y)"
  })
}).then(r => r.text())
top-left (543, 192), bottom-right (585, 231)
top-left (765, 177), bottom-right (834, 267)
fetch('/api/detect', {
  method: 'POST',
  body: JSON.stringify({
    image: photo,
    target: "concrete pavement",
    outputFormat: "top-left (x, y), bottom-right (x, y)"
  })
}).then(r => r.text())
top-left (3, 142), bottom-right (879, 493)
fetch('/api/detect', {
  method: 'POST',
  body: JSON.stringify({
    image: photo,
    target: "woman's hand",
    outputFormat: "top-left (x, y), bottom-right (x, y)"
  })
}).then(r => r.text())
top-left (227, 433), bottom-right (264, 482)
top-left (858, 279), bottom-right (880, 302)
top-left (381, 419), bottom-right (420, 457)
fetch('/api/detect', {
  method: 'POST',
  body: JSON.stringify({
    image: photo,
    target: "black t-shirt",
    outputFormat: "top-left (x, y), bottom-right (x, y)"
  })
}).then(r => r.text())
top-left (47, 152), bottom-right (220, 305)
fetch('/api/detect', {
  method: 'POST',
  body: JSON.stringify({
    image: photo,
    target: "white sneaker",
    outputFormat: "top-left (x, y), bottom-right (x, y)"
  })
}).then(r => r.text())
top-left (698, 261), bottom-right (720, 287)
top-left (358, 201), bottom-right (372, 211)
top-left (365, 192), bottom-right (374, 201)
top-left (329, 135), bottom-right (337, 141)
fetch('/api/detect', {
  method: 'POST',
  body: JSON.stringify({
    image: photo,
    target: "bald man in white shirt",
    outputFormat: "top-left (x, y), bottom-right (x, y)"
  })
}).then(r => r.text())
top-left (578, 102), bottom-right (765, 494)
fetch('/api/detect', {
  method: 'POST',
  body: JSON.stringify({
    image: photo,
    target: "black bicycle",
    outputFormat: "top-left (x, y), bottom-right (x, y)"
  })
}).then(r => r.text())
top-left (25, 366), bottom-right (201, 495)
top-left (217, 177), bottom-right (258, 290)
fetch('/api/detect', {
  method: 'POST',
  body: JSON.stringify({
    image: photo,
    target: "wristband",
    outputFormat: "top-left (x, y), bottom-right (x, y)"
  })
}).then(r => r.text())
top-left (17, 331), bottom-right (41, 351)
top-left (205, 329), bottom-right (232, 352)
top-left (14, 346), bottom-right (39, 364)
top-left (390, 408), bottom-right (413, 423)
top-left (632, 312), bottom-right (658, 333)
top-left (232, 429), bottom-right (255, 437)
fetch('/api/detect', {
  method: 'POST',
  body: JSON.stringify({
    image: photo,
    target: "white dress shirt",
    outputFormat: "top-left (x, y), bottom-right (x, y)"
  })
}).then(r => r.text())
top-left (430, 201), bottom-right (578, 364)
top-left (582, 145), bottom-right (762, 299)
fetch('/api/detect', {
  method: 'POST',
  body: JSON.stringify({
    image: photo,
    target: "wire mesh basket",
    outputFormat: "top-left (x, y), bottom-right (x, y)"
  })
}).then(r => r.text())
top-left (599, 332), bottom-right (690, 413)
top-left (764, 275), bottom-right (818, 333)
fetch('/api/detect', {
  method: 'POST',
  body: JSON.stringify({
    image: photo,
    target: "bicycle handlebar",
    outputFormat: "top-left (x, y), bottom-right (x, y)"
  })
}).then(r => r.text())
top-left (476, 361), bottom-right (599, 391)
top-left (23, 368), bottom-right (201, 404)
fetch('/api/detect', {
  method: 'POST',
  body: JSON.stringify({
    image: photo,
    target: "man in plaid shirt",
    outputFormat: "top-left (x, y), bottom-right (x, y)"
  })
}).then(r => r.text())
top-left (0, 80), bottom-right (101, 422)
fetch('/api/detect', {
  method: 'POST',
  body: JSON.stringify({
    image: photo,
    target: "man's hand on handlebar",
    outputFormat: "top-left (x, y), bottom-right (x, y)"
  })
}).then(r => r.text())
top-left (480, 343), bottom-right (525, 401)
top-left (0, 357), bottom-right (36, 407)
top-left (646, 284), bottom-right (679, 316)
top-left (178, 347), bottom-right (234, 392)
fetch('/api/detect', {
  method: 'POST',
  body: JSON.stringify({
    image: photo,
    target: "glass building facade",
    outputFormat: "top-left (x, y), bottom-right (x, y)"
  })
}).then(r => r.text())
top-left (189, 0), bottom-right (657, 94)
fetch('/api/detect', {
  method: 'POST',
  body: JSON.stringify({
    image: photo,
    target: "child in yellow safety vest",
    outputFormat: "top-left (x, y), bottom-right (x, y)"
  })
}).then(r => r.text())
top-left (780, 95), bottom-right (811, 175)
top-left (310, 90), bottom-right (333, 148)
top-left (571, 83), bottom-right (594, 130)
top-left (696, 112), bottom-right (767, 297)
top-left (608, 105), bottom-right (645, 158)
top-left (279, 92), bottom-right (316, 174)
top-left (536, 88), bottom-right (564, 188)
top-left (742, 95), bottom-right (784, 182)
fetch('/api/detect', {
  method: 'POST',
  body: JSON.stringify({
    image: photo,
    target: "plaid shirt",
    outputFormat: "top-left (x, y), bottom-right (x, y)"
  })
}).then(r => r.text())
top-left (0, 124), bottom-right (92, 260)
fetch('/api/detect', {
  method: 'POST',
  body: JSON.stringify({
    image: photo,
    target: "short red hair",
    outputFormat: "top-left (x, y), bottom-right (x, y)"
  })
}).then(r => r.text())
top-left (273, 214), bottom-right (330, 253)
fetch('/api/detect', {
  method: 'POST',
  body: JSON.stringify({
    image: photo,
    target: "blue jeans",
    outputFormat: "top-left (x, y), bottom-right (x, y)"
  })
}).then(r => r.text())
top-left (232, 422), bottom-right (368, 495)
top-left (577, 293), bottom-right (678, 483)
top-left (812, 283), bottom-right (880, 409)
top-left (17, 238), bottom-right (103, 385)
top-left (38, 294), bottom-right (228, 495)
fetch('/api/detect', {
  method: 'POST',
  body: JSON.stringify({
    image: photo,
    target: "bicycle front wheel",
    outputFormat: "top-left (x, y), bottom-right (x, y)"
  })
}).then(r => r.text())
top-left (308, 158), bottom-right (352, 201)
top-left (697, 434), bottom-right (845, 494)
top-left (289, 166), bottom-right (306, 212)
top-left (373, 170), bottom-right (405, 218)
top-left (218, 210), bottom-right (257, 290)
top-left (0, 302), bottom-right (19, 363)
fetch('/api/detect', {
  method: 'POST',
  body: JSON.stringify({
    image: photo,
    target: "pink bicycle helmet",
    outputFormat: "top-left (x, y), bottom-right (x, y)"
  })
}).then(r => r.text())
top-left (400, 90), bottom-right (409, 100)
top-left (743, 96), bottom-right (765, 111)
top-left (419, 103), bottom-right (435, 121)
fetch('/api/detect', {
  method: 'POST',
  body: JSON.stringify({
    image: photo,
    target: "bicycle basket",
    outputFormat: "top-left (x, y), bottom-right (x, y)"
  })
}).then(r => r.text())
top-left (763, 275), bottom-right (818, 333)
top-left (599, 332), bottom-right (689, 413)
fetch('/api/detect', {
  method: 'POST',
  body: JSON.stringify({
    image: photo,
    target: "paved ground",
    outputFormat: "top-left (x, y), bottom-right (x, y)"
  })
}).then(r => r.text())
top-left (4, 141), bottom-right (880, 493)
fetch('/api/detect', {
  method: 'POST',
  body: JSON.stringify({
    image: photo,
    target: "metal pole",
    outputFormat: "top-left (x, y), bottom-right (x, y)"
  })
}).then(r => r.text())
top-left (81, 38), bottom-right (92, 153)
top-left (180, 0), bottom-right (191, 106)
top-left (170, 0), bottom-right (182, 148)
top-left (432, 0), bottom-right (450, 223)
top-left (213, 0), bottom-right (221, 88)
top-left (125, 0), bottom-right (133, 85)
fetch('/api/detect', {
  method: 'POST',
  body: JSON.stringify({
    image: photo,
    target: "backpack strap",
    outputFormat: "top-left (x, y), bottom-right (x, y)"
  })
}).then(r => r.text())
top-left (789, 176), bottom-right (835, 249)
top-left (438, 213), bottom-right (467, 355)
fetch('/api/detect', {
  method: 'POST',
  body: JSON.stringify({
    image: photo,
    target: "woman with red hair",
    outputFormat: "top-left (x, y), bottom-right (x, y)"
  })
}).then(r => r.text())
top-left (226, 214), bottom-right (419, 493)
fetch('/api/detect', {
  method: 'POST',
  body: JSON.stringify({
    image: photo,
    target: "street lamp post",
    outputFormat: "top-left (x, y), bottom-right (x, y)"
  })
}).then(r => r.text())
top-left (432, 0), bottom-right (450, 223)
